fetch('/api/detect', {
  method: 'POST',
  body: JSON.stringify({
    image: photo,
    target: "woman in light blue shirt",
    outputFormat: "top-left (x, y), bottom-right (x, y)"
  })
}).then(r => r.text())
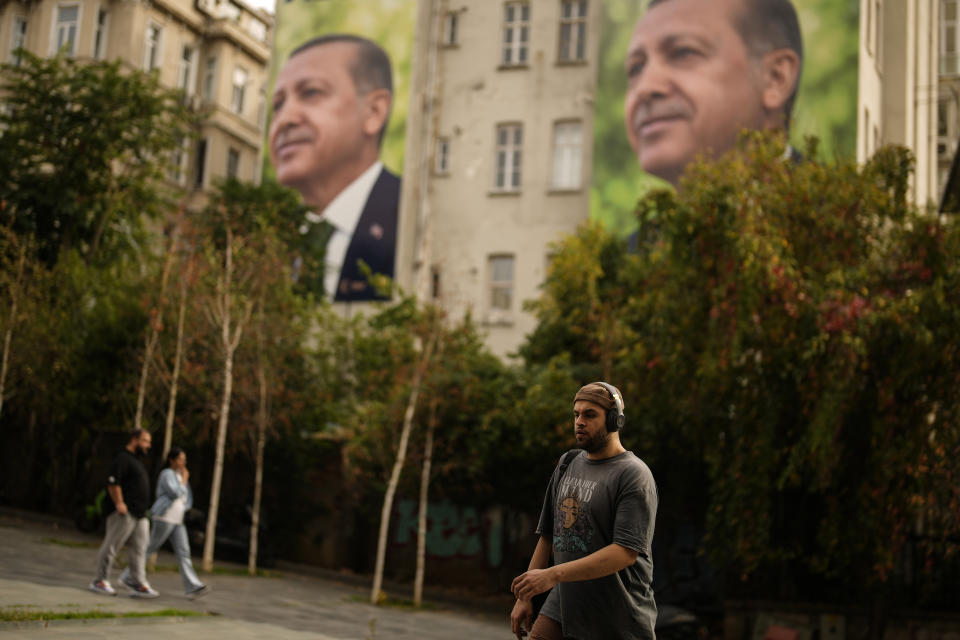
top-left (125, 446), bottom-right (209, 598)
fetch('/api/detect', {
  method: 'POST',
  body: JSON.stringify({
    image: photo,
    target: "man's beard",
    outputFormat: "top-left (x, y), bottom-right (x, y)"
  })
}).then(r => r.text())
top-left (579, 430), bottom-right (610, 453)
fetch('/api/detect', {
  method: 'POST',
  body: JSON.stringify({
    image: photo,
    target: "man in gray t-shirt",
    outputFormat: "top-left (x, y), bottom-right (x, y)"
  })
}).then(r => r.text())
top-left (511, 382), bottom-right (658, 640)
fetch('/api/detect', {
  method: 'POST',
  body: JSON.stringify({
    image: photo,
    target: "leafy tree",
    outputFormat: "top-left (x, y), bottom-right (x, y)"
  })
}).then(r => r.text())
top-left (524, 133), bottom-right (960, 610)
top-left (0, 52), bottom-right (196, 266)
top-left (192, 178), bottom-right (304, 571)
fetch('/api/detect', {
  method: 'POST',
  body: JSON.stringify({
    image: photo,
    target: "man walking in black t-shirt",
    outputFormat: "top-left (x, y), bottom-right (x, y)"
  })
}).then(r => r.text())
top-left (510, 383), bottom-right (658, 640)
top-left (89, 429), bottom-right (159, 598)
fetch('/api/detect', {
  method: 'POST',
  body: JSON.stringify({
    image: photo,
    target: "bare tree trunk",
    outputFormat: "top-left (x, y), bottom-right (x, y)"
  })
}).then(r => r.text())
top-left (202, 228), bottom-right (254, 572)
top-left (0, 244), bottom-right (27, 419)
top-left (370, 332), bottom-right (438, 605)
top-left (249, 296), bottom-right (268, 575)
top-left (414, 398), bottom-right (439, 607)
top-left (162, 258), bottom-right (191, 460)
top-left (135, 227), bottom-right (178, 433)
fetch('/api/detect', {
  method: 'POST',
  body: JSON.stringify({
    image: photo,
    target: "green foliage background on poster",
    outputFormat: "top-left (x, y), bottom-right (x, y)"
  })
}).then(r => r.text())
top-left (591, 0), bottom-right (861, 236)
top-left (269, 0), bottom-right (415, 177)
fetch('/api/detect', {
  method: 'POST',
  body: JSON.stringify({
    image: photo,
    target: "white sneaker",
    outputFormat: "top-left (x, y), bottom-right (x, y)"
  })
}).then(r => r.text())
top-left (128, 582), bottom-right (159, 599)
top-left (120, 568), bottom-right (159, 598)
top-left (88, 579), bottom-right (116, 596)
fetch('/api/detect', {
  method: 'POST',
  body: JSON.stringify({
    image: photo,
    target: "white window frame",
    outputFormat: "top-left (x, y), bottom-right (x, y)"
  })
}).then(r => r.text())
top-left (218, 1), bottom-right (241, 21)
top-left (502, 2), bottom-right (529, 66)
top-left (943, 0), bottom-right (959, 76)
top-left (92, 7), bottom-right (109, 59)
top-left (9, 16), bottom-right (28, 65)
top-left (51, 3), bottom-right (81, 57)
top-left (177, 45), bottom-right (197, 96)
top-left (143, 22), bottom-right (163, 71)
top-left (435, 137), bottom-right (450, 174)
top-left (442, 11), bottom-right (459, 46)
top-left (203, 55), bottom-right (218, 102)
top-left (170, 137), bottom-right (189, 186)
top-left (494, 123), bottom-right (523, 191)
top-left (231, 66), bottom-right (248, 115)
top-left (257, 86), bottom-right (267, 131)
top-left (246, 16), bottom-right (267, 42)
top-left (558, 0), bottom-right (588, 63)
top-left (938, 99), bottom-right (956, 160)
top-left (551, 120), bottom-right (583, 190)
top-left (488, 254), bottom-right (515, 313)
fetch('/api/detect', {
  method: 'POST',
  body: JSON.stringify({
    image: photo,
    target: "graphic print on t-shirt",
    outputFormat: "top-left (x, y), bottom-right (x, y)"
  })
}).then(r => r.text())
top-left (553, 474), bottom-right (598, 553)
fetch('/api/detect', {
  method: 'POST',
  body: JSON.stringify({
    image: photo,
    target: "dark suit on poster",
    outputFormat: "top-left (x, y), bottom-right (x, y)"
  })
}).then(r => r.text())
top-left (333, 167), bottom-right (400, 302)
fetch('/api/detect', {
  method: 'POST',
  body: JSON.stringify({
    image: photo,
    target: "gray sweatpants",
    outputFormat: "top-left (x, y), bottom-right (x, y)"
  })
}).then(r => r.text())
top-left (93, 511), bottom-right (149, 585)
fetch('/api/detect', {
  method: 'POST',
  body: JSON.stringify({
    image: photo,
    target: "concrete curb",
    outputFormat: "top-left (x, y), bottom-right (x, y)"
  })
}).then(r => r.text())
top-left (0, 614), bottom-right (217, 631)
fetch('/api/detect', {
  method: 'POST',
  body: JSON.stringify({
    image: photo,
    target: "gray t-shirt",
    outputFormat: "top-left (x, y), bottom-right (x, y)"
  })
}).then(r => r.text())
top-left (535, 450), bottom-right (658, 640)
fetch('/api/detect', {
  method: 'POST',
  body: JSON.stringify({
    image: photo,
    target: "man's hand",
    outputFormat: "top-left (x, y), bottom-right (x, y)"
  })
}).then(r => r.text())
top-left (510, 597), bottom-right (534, 640)
top-left (182, 467), bottom-right (190, 484)
top-left (511, 567), bottom-right (558, 601)
top-left (115, 501), bottom-right (128, 515)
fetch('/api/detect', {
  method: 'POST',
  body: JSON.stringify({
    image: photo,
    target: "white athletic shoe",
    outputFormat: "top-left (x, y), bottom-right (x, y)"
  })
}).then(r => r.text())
top-left (88, 579), bottom-right (116, 596)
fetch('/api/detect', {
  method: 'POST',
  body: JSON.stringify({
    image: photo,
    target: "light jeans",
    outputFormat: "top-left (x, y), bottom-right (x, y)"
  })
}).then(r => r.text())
top-left (94, 511), bottom-right (149, 585)
top-left (147, 519), bottom-right (204, 593)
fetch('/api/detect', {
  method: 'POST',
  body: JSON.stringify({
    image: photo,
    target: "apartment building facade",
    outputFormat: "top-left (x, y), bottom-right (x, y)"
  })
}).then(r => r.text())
top-left (398, 0), bottom-right (598, 358)
top-left (0, 0), bottom-right (273, 207)
top-left (857, 0), bottom-right (956, 209)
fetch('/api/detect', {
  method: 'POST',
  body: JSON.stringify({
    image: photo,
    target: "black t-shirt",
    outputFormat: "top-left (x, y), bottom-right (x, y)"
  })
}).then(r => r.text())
top-left (106, 449), bottom-right (151, 519)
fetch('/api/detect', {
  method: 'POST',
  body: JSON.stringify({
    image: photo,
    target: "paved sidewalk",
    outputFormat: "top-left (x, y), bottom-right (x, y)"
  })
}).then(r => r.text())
top-left (0, 513), bottom-right (512, 639)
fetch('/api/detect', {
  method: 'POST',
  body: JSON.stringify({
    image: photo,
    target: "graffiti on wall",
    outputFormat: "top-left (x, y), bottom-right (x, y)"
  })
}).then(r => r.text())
top-left (392, 499), bottom-right (506, 567)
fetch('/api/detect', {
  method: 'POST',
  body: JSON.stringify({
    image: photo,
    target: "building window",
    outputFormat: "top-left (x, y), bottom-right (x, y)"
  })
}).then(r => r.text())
top-left (502, 2), bottom-right (529, 66)
top-left (551, 121), bottom-right (582, 190)
top-left (431, 267), bottom-right (441, 299)
top-left (435, 137), bottom-right (450, 174)
top-left (943, 0), bottom-right (959, 76)
top-left (9, 16), bottom-right (27, 65)
top-left (54, 4), bottom-right (80, 56)
top-left (488, 255), bottom-right (514, 311)
top-left (92, 9), bottom-right (108, 59)
top-left (231, 67), bottom-right (248, 115)
top-left (170, 137), bottom-right (188, 186)
top-left (203, 56), bottom-right (218, 102)
top-left (194, 138), bottom-right (208, 189)
top-left (558, 0), bottom-right (587, 62)
top-left (218, 1), bottom-right (241, 21)
top-left (863, 107), bottom-right (871, 158)
top-left (246, 16), bottom-right (267, 42)
top-left (873, 0), bottom-right (882, 70)
top-left (494, 123), bottom-right (523, 191)
top-left (143, 23), bottom-right (162, 70)
top-left (257, 86), bottom-right (267, 130)
top-left (939, 100), bottom-right (950, 139)
top-left (227, 147), bottom-right (240, 179)
top-left (443, 12), bottom-right (458, 46)
top-left (178, 46), bottom-right (196, 95)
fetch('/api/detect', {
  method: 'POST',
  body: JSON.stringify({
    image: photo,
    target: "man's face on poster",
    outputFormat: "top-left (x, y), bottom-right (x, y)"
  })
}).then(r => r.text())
top-left (269, 42), bottom-right (376, 200)
top-left (624, 0), bottom-right (770, 186)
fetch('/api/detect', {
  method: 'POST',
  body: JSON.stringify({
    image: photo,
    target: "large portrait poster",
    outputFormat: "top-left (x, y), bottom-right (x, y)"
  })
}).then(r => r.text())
top-left (271, 0), bottom-right (415, 175)
top-left (268, 0), bottom-right (416, 302)
top-left (591, 0), bottom-right (861, 236)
